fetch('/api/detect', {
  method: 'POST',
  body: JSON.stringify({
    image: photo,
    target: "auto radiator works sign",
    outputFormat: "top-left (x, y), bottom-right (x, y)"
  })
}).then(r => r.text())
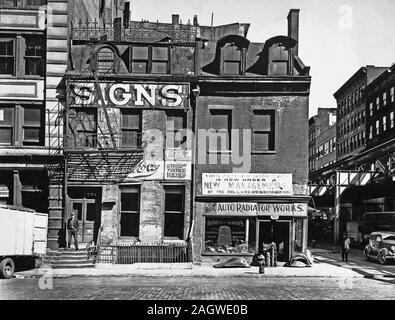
top-left (202, 173), bottom-right (293, 196)
top-left (70, 82), bottom-right (189, 109)
top-left (204, 202), bottom-right (307, 217)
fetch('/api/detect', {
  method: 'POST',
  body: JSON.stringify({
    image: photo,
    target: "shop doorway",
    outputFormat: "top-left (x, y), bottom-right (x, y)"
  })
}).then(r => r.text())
top-left (68, 187), bottom-right (101, 244)
top-left (258, 220), bottom-right (291, 262)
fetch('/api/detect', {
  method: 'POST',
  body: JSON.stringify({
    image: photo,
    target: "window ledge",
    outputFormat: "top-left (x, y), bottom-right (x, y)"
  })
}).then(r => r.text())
top-left (251, 150), bottom-right (276, 155)
top-left (207, 150), bottom-right (232, 154)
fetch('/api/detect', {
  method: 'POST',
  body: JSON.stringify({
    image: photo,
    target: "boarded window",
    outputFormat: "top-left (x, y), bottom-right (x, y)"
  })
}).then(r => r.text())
top-left (97, 47), bottom-right (116, 73)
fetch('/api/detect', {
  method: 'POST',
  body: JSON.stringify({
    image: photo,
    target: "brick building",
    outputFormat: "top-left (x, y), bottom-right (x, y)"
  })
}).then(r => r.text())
top-left (309, 108), bottom-right (337, 178)
top-left (192, 9), bottom-right (311, 263)
top-left (0, 0), bottom-right (68, 249)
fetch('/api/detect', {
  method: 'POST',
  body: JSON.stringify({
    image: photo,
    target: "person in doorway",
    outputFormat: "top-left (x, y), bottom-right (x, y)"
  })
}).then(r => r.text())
top-left (67, 210), bottom-right (79, 250)
top-left (340, 234), bottom-right (350, 262)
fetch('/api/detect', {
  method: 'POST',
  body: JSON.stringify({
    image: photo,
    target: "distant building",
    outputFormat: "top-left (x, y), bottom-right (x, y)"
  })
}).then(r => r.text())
top-left (309, 108), bottom-right (337, 180)
top-left (334, 66), bottom-right (388, 162)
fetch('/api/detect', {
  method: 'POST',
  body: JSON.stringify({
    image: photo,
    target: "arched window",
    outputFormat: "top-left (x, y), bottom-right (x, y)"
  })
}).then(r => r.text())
top-left (96, 46), bottom-right (118, 73)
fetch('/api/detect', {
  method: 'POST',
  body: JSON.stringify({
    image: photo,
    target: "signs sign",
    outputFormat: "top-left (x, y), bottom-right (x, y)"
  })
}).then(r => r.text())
top-left (202, 173), bottom-right (293, 196)
top-left (204, 202), bottom-right (307, 217)
top-left (70, 82), bottom-right (189, 109)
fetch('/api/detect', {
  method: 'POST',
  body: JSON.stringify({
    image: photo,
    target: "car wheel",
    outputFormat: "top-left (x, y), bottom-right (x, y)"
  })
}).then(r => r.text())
top-left (0, 258), bottom-right (15, 279)
top-left (378, 252), bottom-right (387, 265)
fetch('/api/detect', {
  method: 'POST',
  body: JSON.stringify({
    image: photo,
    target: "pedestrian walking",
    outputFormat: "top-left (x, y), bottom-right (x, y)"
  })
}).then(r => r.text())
top-left (67, 210), bottom-right (79, 250)
top-left (340, 234), bottom-right (350, 262)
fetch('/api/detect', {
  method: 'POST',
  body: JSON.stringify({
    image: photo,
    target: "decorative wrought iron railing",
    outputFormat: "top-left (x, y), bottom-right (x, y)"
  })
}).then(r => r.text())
top-left (98, 242), bottom-right (192, 264)
top-left (71, 19), bottom-right (200, 44)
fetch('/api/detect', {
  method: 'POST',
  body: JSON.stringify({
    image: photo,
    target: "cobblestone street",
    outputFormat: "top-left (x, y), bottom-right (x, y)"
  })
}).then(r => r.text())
top-left (1, 276), bottom-right (394, 300)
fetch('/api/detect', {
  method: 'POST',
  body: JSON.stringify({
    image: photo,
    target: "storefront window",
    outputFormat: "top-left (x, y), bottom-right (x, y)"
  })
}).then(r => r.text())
top-left (204, 217), bottom-right (256, 254)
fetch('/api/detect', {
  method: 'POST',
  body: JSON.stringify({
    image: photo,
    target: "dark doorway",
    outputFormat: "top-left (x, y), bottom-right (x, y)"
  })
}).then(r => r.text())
top-left (68, 187), bottom-right (101, 244)
top-left (259, 220), bottom-right (291, 262)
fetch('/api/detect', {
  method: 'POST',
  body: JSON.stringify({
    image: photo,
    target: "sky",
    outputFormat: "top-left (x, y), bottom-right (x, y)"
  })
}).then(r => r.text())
top-left (129, 0), bottom-right (395, 117)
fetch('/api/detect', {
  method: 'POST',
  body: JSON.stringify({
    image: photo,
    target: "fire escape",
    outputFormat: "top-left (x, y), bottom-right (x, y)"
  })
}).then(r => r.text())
top-left (64, 51), bottom-right (144, 184)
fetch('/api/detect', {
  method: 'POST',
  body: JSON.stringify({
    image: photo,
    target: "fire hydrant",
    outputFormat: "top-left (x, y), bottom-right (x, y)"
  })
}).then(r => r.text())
top-left (258, 261), bottom-right (265, 274)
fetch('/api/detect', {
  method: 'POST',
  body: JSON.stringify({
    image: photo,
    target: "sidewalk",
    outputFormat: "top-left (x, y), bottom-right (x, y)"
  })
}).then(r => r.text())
top-left (14, 259), bottom-right (364, 279)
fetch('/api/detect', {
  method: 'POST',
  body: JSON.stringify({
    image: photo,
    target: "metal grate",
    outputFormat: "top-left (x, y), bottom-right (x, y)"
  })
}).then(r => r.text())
top-left (98, 242), bottom-right (192, 264)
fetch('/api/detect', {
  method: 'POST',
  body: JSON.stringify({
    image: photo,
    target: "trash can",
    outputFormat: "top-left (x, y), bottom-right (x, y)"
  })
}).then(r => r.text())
top-left (258, 261), bottom-right (265, 274)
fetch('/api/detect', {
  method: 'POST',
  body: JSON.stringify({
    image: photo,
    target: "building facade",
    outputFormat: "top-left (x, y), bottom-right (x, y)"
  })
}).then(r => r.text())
top-left (334, 66), bottom-right (387, 162)
top-left (192, 9), bottom-right (311, 263)
top-left (0, 0), bottom-right (68, 249)
top-left (309, 108), bottom-right (337, 176)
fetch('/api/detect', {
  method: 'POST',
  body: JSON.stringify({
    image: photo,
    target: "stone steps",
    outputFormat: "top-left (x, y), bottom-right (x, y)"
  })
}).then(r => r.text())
top-left (44, 246), bottom-right (95, 269)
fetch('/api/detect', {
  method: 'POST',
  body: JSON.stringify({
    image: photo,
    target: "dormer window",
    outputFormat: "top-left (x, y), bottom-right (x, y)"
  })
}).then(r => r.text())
top-left (222, 43), bottom-right (243, 75)
top-left (270, 44), bottom-right (289, 76)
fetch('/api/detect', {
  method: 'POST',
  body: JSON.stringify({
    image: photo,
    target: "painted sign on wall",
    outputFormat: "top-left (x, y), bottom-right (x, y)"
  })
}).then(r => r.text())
top-left (202, 173), bottom-right (293, 196)
top-left (165, 161), bottom-right (191, 180)
top-left (204, 202), bottom-right (307, 217)
top-left (70, 82), bottom-right (190, 109)
top-left (126, 160), bottom-right (164, 180)
top-left (0, 186), bottom-right (9, 198)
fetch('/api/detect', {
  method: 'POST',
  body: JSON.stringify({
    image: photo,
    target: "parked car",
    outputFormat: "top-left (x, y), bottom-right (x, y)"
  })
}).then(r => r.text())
top-left (364, 231), bottom-right (395, 265)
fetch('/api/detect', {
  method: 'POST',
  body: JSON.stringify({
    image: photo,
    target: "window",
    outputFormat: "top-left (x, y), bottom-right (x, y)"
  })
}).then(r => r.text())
top-left (223, 44), bottom-right (241, 75)
top-left (376, 96), bottom-right (380, 110)
top-left (391, 112), bottom-right (394, 128)
top-left (120, 187), bottom-right (140, 237)
top-left (383, 116), bottom-right (387, 132)
top-left (0, 105), bottom-right (43, 146)
top-left (1, 0), bottom-right (46, 7)
top-left (204, 217), bottom-right (256, 254)
top-left (120, 109), bottom-right (141, 148)
top-left (391, 87), bottom-right (394, 103)
top-left (0, 36), bottom-right (44, 77)
top-left (369, 102), bottom-right (373, 116)
top-left (210, 110), bottom-right (231, 151)
top-left (166, 110), bottom-right (186, 149)
top-left (131, 45), bottom-right (169, 74)
top-left (75, 109), bottom-right (97, 148)
top-left (369, 126), bottom-right (373, 140)
top-left (97, 47), bottom-right (116, 73)
top-left (0, 107), bottom-right (13, 145)
top-left (324, 141), bottom-right (329, 155)
top-left (376, 120), bottom-right (380, 135)
top-left (253, 110), bottom-right (275, 151)
top-left (0, 39), bottom-right (14, 75)
top-left (23, 106), bottom-right (43, 145)
top-left (383, 92), bottom-right (387, 106)
top-left (24, 36), bottom-right (45, 76)
top-left (163, 186), bottom-right (184, 239)
top-left (152, 46), bottom-right (168, 74)
top-left (271, 44), bottom-right (289, 76)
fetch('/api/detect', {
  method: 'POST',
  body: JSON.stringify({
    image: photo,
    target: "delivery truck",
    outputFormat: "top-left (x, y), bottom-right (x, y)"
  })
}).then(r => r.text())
top-left (0, 205), bottom-right (48, 279)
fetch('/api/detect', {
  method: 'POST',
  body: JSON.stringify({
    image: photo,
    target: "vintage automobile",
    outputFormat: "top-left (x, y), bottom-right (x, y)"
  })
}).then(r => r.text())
top-left (364, 231), bottom-right (395, 265)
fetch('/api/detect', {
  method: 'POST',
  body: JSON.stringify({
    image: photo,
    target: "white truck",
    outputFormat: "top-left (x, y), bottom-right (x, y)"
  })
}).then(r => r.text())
top-left (0, 205), bottom-right (48, 279)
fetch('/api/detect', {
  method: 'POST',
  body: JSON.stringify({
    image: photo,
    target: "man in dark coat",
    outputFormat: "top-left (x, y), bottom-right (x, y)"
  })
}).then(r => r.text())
top-left (340, 234), bottom-right (351, 262)
top-left (67, 210), bottom-right (79, 250)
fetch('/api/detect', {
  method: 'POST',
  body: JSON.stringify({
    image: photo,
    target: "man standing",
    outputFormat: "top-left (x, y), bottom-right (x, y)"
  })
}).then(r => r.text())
top-left (340, 234), bottom-right (351, 262)
top-left (67, 210), bottom-right (79, 250)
